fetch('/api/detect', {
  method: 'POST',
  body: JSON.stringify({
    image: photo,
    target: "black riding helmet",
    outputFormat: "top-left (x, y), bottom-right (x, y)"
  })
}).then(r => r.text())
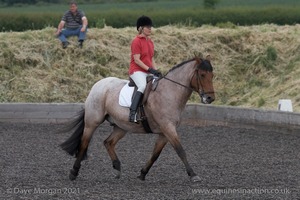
top-left (136, 15), bottom-right (153, 31)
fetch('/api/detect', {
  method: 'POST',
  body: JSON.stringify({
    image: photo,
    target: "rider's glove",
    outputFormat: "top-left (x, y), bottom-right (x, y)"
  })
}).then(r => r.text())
top-left (148, 68), bottom-right (162, 77)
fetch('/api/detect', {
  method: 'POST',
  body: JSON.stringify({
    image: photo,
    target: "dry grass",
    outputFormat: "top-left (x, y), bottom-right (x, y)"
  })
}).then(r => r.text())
top-left (1, 24), bottom-right (300, 112)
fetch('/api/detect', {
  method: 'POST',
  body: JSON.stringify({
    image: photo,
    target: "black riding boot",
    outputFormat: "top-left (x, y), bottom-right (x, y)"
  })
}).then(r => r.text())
top-left (129, 91), bottom-right (143, 123)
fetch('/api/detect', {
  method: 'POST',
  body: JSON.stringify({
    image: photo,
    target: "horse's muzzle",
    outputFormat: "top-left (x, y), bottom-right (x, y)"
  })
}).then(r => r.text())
top-left (200, 93), bottom-right (215, 104)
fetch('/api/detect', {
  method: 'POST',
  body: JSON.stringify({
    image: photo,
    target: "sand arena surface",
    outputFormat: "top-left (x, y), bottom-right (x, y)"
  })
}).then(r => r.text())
top-left (0, 122), bottom-right (299, 199)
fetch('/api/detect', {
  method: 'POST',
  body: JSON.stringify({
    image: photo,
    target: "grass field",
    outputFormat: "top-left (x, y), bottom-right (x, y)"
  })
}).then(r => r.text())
top-left (1, 24), bottom-right (300, 112)
top-left (1, 1), bottom-right (300, 111)
top-left (0, 0), bottom-right (299, 13)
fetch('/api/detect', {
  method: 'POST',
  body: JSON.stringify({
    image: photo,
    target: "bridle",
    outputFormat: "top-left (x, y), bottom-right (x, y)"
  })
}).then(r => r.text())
top-left (159, 64), bottom-right (214, 99)
top-left (157, 59), bottom-right (214, 104)
top-left (191, 68), bottom-right (206, 96)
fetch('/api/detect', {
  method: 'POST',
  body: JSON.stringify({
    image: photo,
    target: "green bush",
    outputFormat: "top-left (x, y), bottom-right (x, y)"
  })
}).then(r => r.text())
top-left (203, 0), bottom-right (220, 9)
top-left (1, 6), bottom-right (300, 31)
top-left (257, 97), bottom-right (265, 107)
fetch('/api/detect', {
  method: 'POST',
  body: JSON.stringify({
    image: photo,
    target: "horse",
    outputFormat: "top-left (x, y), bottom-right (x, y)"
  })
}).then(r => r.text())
top-left (60, 55), bottom-right (215, 182)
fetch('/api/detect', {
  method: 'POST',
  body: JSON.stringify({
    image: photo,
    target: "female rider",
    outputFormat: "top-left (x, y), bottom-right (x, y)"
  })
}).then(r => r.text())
top-left (128, 16), bottom-right (161, 123)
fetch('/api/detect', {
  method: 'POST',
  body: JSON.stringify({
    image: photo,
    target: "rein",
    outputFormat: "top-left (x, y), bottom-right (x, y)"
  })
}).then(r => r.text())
top-left (161, 76), bottom-right (194, 91)
top-left (159, 63), bottom-right (204, 93)
top-left (155, 58), bottom-right (215, 99)
top-left (159, 64), bottom-right (215, 96)
top-left (159, 71), bottom-right (210, 101)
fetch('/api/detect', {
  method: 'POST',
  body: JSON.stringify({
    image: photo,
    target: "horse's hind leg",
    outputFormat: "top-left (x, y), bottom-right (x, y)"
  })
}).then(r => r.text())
top-left (103, 126), bottom-right (126, 179)
top-left (70, 124), bottom-right (99, 180)
top-left (138, 134), bottom-right (168, 181)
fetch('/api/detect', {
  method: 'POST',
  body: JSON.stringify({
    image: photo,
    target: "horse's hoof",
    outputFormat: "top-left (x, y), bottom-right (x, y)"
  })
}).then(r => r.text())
top-left (69, 169), bottom-right (78, 181)
top-left (190, 175), bottom-right (201, 182)
top-left (69, 173), bottom-right (77, 181)
top-left (137, 175), bottom-right (145, 181)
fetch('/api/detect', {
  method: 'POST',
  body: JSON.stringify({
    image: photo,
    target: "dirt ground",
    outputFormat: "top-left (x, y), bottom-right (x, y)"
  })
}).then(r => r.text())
top-left (0, 122), bottom-right (299, 200)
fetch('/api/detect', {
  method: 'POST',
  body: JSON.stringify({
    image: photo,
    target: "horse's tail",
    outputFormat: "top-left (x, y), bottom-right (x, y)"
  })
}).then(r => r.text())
top-left (60, 109), bottom-right (86, 158)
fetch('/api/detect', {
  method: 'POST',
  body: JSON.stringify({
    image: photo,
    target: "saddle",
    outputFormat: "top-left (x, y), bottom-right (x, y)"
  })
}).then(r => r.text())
top-left (128, 76), bottom-right (159, 133)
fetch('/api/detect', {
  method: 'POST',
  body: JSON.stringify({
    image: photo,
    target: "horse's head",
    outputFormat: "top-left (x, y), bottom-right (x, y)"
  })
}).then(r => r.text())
top-left (191, 55), bottom-right (215, 104)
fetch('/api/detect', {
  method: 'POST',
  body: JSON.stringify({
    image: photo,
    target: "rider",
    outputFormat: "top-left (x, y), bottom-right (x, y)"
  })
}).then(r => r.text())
top-left (128, 15), bottom-right (161, 123)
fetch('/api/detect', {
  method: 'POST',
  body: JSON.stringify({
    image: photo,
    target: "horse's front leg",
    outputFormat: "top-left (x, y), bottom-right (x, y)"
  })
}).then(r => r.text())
top-left (161, 123), bottom-right (201, 182)
top-left (103, 126), bottom-right (126, 179)
top-left (138, 134), bottom-right (168, 181)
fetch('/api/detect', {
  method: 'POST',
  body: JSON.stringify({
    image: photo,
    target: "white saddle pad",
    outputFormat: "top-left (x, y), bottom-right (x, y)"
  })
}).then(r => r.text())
top-left (119, 82), bottom-right (134, 107)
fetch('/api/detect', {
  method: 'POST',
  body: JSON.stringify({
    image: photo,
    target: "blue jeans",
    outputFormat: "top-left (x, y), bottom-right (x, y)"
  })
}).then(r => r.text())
top-left (58, 25), bottom-right (87, 43)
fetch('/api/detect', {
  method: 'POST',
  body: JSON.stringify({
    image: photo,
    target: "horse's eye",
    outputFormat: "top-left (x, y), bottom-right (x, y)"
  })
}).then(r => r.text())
top-left (200, 74), bottom-right (205, 78)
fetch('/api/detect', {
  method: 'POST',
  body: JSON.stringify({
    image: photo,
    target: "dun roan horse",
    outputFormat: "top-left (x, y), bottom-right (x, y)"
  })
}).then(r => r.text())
top-left (60, 55), bottom-right (215, 182)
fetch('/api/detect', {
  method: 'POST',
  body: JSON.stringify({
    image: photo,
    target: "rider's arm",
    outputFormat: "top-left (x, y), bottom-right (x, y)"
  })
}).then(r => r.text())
top-left (133, 54), bottom-right (151, 71)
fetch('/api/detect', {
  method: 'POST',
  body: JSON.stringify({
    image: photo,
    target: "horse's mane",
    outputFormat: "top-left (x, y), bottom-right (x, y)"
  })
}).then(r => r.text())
top-left (167, 57), bottom-right (213, 74)
top-left (168, 58), bottom-right (195, 72)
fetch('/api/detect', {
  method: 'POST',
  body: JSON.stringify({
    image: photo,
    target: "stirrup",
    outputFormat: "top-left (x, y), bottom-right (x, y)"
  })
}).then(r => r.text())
top-left (129, 113), bottom-right (138, 123)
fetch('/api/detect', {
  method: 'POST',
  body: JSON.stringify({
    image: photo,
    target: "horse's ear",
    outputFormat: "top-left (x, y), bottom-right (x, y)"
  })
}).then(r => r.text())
top-left (206, 54), bottom-right (211, 62)
top-left (195, 56), bottom-right (201, 64)
top-left (194, 52), bottom-right (203, 64)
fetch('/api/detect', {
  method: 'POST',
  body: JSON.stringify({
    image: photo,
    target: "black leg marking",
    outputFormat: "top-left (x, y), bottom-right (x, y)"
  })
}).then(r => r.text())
top-left (112, 159), bottom-right (121, 171)
top-left (174, 144), bottom-right (196, 177)
top-left (137, 169), bottom-right (147, 181)
top-left (69, 163), bottom-right (81, 181)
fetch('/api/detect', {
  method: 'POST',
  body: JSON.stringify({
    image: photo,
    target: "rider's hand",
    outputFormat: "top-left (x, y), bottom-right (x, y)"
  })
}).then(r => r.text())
top-left (148, 68), bottom-right (162, 77)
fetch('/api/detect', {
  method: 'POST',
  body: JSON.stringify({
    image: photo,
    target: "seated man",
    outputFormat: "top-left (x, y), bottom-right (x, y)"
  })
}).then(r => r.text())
top-left (55, 1), bottom-right (88, 49)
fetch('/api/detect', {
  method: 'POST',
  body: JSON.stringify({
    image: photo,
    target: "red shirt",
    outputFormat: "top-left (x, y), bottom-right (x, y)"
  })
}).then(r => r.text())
top-left (129, 35), bottom-right (154, 75)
